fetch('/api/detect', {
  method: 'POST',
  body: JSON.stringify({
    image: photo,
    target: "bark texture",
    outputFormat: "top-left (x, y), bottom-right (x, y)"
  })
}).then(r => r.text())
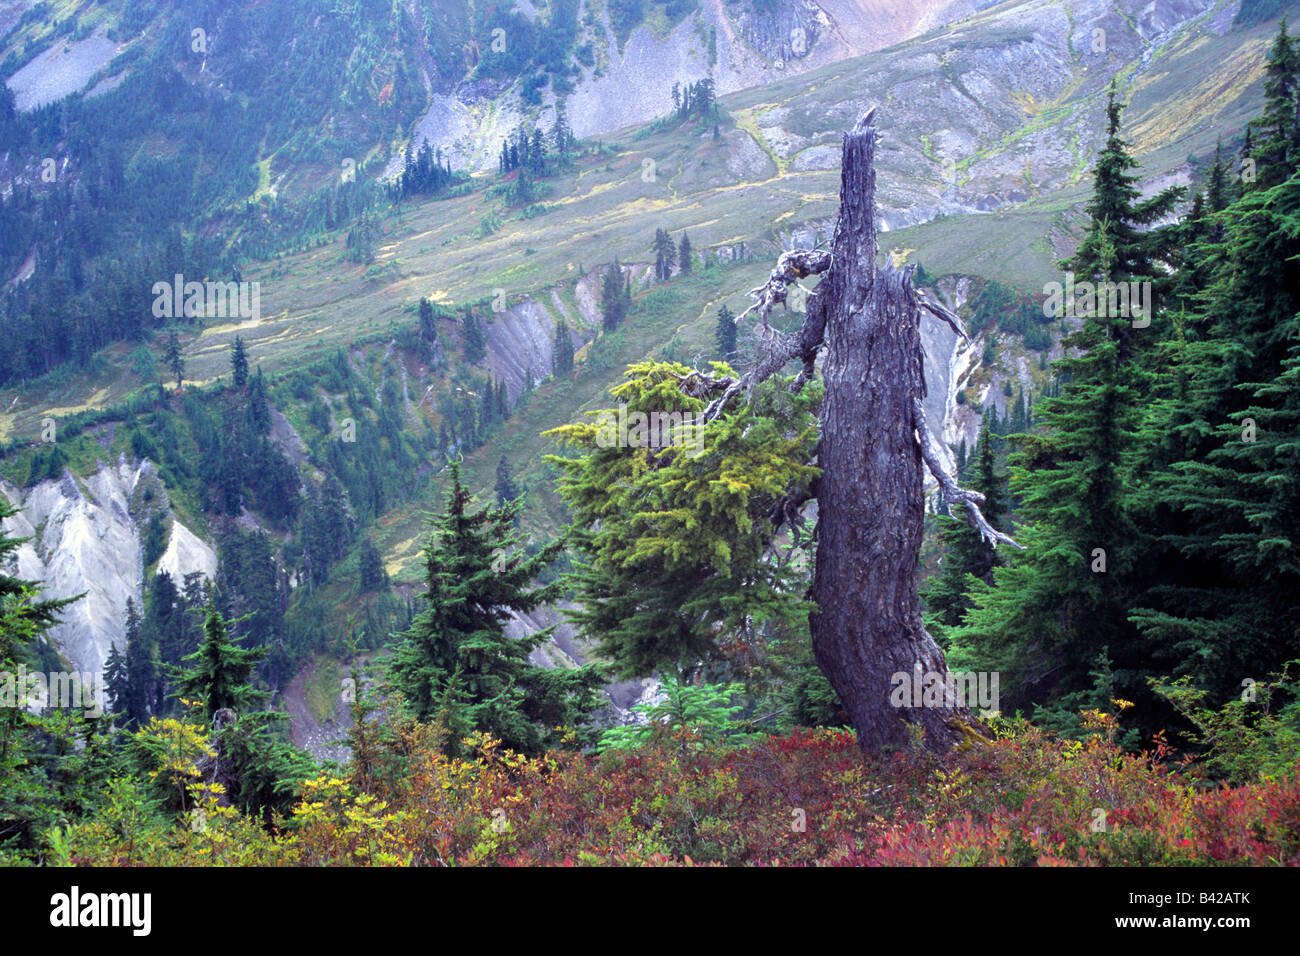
top-left (680, 111), bottom-right (1016, 752)
top-left (808, 114), bottom-right (967, 751)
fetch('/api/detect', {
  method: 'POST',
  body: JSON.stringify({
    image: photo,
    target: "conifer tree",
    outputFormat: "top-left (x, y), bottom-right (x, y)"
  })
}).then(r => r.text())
top-left (418, 297), bottom-right (438, 350)
top-left (600, 260), bottom-right (628, 332)
top-left (358, 538), bottom-right (388, 592)
top-left (546, 363), bottom-right (820, 678)
top-left (126, 603), bottom-right (161, 726)
top-left (495, 455), bottom-right (518, 506)
top-left (951, 89), bottom-right (1183, 736)
top-left (462, 308), bottom-right (487, 364)
top-left (651, 228), bottom-right (676, 281)
top-left (1070, 84), bottom-right (1185, 287)
top-left (922, 418), bottom-right (1004, 645)
top-left (0, 505), bottom-right (87, 850)
top-left (715, 304), bottom-right (737, 362)
top-left (1130, 111), bottom-right (1300, 706)
top-left (552, 318), bottom-right (575, 374)
top-left (170, 605), bottom-right (314, 817)
top-left (387, 465), bottom-right (604, 753)
top-left (104, 641), bottom-right (131, 723)
top-left (164, 331), bottom-right (184, 389)
top-left (1249, 16), bottom-right (1299, 188)
top-left (1207, 140), bottom-right (1229, 215)
top-left (231, 335), bottom-right (249, 389)
top-left (174, 605), bottom-right (269, 720)
top-left (245, 367), bottom-right (271, 436)
top-left (552, 101), bottom-right (573, 160)
top-left (678, 232), bottom-right (693, 273)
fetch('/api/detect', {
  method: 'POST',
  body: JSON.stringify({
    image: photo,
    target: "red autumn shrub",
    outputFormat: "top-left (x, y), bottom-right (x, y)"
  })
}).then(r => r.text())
top-left (61, 713), bottom-right (1300, 866)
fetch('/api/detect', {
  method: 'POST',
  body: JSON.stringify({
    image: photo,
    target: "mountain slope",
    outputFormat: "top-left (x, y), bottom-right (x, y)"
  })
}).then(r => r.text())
top-left (0, 0), bottom-right (1292, 701)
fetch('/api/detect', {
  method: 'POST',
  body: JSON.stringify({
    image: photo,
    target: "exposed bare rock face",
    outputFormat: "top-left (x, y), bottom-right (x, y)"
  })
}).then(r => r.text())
top-left (415, 0), bottom-right (1011, 171)
top-left (1, 457), bottom-right (216, 675)
top-left (484, 298), bottom-right (567, 402)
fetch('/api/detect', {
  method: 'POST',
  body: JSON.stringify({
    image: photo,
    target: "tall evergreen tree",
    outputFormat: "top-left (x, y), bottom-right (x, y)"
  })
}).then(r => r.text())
top-left (651, 228), bottom-right (676, 281)
top-left (951, 88), bottom-right (1183, 738)
top-left (358, 538), bottom-right (389, 593)
top-left (1249, 16), bottom-right (1299, 189)
top-left (552, 101), bottom-right (573, 160)
top-left (0, 504), bottom-right (87, 851)
top-left (600, 260), bottom-right (628, 332)
top-left (1206, 140), bottom-right (1229, 216)
top-left (418, 297), bottom-right (439, 352)
top-left (387, 465), bottom-right (604, 753)
top-left (172, 605), bottom-right (314, 818)
top-left (164, 331), bottom-right (184, 389)
top-left (104, 641), bottom-right (131, 723)
top-left (495, 455), bottom-right (518, 506)
top-left (546, 364), bottom-right (819, 679)
top-left (125, 599), bottom-right (161, 726)
top-left (1130, 123), bottom-right (1300, 708)
top-left (1070, 84), bottom-right (1185, 286)
top-left (552, 318), bottom-right (575, 375)
top-left (174, 605), bottom-right (269, 720)
top-left (715, 304), bottom-right (737, 362)
top-left (678, 232), bottom-right (693, 274)
top-left (462, 308), bottom-right (487, 364)
top-left (231, 335), bottom-right (249, 389)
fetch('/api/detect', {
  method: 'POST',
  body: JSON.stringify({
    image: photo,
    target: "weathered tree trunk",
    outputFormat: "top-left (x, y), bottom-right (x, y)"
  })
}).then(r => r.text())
top-left (806, 114), bottom-right (964, 752)
top-left (684, 111), bottom-right (1013, 752)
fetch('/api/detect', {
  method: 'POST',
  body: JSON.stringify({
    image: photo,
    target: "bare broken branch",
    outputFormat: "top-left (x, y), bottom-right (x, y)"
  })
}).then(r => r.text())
top-left (917, 291), bottom-right (969, 342)
top-left (912, 397), bottom-right (1023, 550)
top-left (734, 248), bottom-right (833, 327)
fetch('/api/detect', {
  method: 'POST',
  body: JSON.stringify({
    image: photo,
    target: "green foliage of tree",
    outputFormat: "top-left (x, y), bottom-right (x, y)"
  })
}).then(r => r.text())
top-left (600, 260), bottom-right (631, 332)
top-left (597, 677), bottom-right (761, 754)
top-left (1154, 660), bottom-right (1300, 785)
top-left (1129, 137), bottom-right (1300, 711)
top-left (173, 606), bottom-right (270, 721)
top-left (1071, 84), bottom-right (1186, 283)
top-left (358, 538), bottom-right (389, 593)
top-left (545, 362), bottom-right (820, 678)
top-left (462, 308), bottom-right (487, 364)
top-left (168, 604), bottom-right (313, 818)
top-left (715, 304), bottom-right (737, 362)
top-left (495, 455), bottom-right (518, 506)
top-left (651, 228), bottom-right (676, 281)
top-left (673, 78), bottom-right (718, 122)
top-left (164, 332), bottom-right (184, 390)
top-left (921, 417), bottom-right (1006, 645)
top-left (0, 502), bottom-right (98, 853)
top-left (1247, 15), bottom-right (1298, 188)
top-left (950, 87), bottom-right (1183, 740)
top-left (387, 464), bottom-right (604, 754)
top-left (552, 318), bottom-right (575, 375)
top-left (142, 513), bottom-right (169, 568)
top-left (231, 335), bottom-right (249, 390)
